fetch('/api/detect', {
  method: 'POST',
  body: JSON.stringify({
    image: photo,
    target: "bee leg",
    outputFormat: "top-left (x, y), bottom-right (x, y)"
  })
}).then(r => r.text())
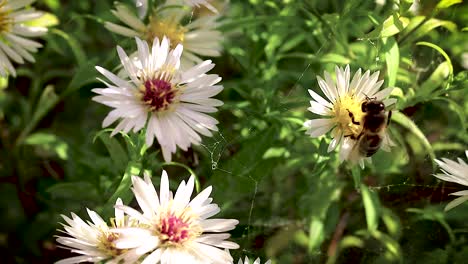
top-left (387, 110), bottom-right (392, 126)
top-left (347, 110), bottom-right (360, 125)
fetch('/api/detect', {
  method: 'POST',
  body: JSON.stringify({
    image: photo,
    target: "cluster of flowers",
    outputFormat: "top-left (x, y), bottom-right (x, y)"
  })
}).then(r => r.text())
top-left (56, 170), bottom-right (243, 264)
top-left (1, 0), bottom-right (467, 263)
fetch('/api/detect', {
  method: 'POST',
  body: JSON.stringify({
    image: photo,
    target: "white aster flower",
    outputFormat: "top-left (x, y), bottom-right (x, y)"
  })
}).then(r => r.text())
top-left (104, 1), bottom-right (222, 69)
top-left (93, 36), bottom-right (223, 162)
top-left (112, 170), bottom-right (239, 264)
top-left (434, 151), bottom-right (468, 211)
top-left (55, 198), bottom-right (141, 264)
top-left (0, 0), bottom-right (47, 77)
top-left (237, 257), bottom-right (271, 264)
top-left (304, 65), bottom-right (397, 167)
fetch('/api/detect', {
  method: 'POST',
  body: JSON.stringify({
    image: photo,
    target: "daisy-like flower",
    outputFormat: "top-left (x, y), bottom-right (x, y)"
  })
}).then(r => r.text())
top-left (93, 36), bottom-right (223, 162)
top-left (434, 151), bottom-right (468, 211)
top-left (104, 1), bottom-right (222, 68)
top-left (237, 257), bottom-right (272, 264)
top-left (0, 0), bottom-right (47, 77)
top-left (55, 198), bottom-right (141, 264)
top-left (112, 170), bottom-right (239, 264)
top-left (304, 65), bottom-right (397, 167)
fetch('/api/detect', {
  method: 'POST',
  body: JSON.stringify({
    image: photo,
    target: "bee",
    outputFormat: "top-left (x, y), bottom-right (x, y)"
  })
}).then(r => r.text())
top-left (347, 97), bottom-right (392, 159)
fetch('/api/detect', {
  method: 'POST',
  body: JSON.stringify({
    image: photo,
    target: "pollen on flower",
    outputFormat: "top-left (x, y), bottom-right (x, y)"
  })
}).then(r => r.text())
top-left (156, 209), bottom-right (201, 247)
top-left (145, 16), bottom-right (187, 48)
top-left (99, 232), bottom-right (125, 257)
top-left (332, 94), bottom-right (364, 138)
top-left (0, 0), bottom-right (12, 33)
top-left (140, 79), bottom-right (178, 112)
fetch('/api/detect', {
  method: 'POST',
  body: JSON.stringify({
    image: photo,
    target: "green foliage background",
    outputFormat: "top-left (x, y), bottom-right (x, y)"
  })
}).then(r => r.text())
top-left (0, 0), bottom-right (467, 263)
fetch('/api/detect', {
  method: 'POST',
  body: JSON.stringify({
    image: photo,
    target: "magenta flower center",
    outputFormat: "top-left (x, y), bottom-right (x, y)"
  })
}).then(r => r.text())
top-left (142, 79), bottom-right (176, 112)
top-left (159, 214), bottom-right (191, 244)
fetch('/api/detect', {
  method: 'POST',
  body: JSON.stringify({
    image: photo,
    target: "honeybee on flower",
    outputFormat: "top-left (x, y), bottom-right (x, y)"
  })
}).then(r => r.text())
top-left (304, 65), bottom-right (397, 167)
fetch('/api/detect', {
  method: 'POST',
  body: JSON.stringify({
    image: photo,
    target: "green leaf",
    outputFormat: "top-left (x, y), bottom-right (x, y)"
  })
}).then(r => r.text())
top-left (370, 230), bottom-right (403, 262)
top-left (16, 85), bottom-right (60, 146)
top-left (0, 76), bottom-right (8, 90)
top-left (361, 184), bottom-right (380, 231)
top-left (47, 182), bottom-right (99, 200)
top-left (407, 207), bottom-right (455, 242)
top-left (103, 161), bottom-right (142, 216)
top-left (436, 0), bottom-right (462, 9)
top-left (44, 0), bottom-right (60, 10)
top-left (308, 217), bottom-right (325, 252)
top-left (24, 132), bottom-right (69, 160)
top-left (382, 37), bottom-right (399, 87)
top-left (419, 61), bottom-right (450, 97)
top-left (447, 71), bottom-right (467, 91)
top-left (351, 166), bottom-right (361, 190)
top-left (365, 13), bottom-right (409, 39)
top-left (433, 97), bottom-right (466, 131)
top-left (381, 207), bottom-right (402, 239)
top-left (24, 12), bottom-right (59, 28)
top-left (339, 235), bottom-right (365, 249)
top-left (416, 42), bottom-right (453, 82)
top-left (265, 34), bottom-right (282, 60)
top-left (50, 28), bottom-right (87, 66)
top-left (320, 53), bottom-right (351, 64)
top-left (401, 17), bottom-right (457, 45)
top-left (63, 61), bottom-right (99, 96)
top-left (279, 34), bottom-right (305, 53)
top-left (94, 130), bottom-right (128, 171)
top-left (391, 111), bottom-right (436, 168)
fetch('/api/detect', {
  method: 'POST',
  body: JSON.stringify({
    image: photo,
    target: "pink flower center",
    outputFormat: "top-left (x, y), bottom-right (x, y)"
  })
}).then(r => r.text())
top-left (142, 79), bottom-right (177, 112)
top-left (159, 214), bottom-right (191, 244)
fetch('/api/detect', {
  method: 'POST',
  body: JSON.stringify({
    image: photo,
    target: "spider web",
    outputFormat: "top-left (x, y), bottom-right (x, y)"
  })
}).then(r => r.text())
top-left (186, 9), bottom-right (458, 260)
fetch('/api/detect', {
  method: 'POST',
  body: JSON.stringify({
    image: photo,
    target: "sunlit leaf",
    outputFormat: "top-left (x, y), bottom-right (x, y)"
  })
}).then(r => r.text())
top-left (24, 132), bottom-right (69, 160)
top-left (44, 0), bottom-right (60, 10)
top-left (320, 53), bottom-right (351, 64)
top-left (339, 235), bottom-right (365, 249)
top-left (365, 13), bottom-right (410, 39)
top-left (103, 161), bottom-right (142, 216)
top-left (308, 217), bottom-right (324, 252)
top-left (24, 12), bottom-right (59, 28)
top-left (370, 230), bottom-right (403, 262)
top-left (381, 207), bottom-right (402, 239)
top-left (361, 184), bottom-right (380, 232)
top-left (436, 0), bottom-right (463, 9)
top-left (403, 17), bottom-right (456, 45)
top-left (382, 37), bottom-right (399, 87)
top-left (0, 76), bottom-right (7, 90)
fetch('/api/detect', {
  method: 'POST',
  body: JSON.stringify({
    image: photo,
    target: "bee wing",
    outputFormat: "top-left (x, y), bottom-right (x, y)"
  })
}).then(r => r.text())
top-left (383, 98), bottom-right (397, 109)
top-left (380, 133), bottom-right (395, 152)
top-left (341, 137), bottom-right (361, 164)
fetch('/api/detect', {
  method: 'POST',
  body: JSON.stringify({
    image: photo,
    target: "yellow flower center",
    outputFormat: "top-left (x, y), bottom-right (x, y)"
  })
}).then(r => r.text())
top-left (332, 94), bottom-right (364, 138)
top-left (0, 0), bottom-right (13, 33)
top-left (145, 16), bottom-right (187, 49)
